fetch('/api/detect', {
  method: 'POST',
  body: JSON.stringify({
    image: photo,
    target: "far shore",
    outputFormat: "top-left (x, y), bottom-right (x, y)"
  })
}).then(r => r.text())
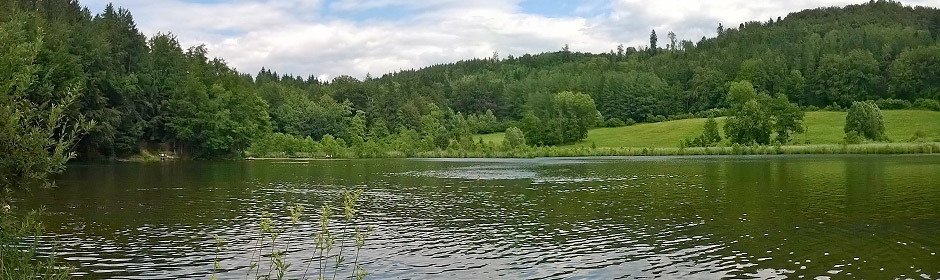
top-left (241, 142), bottom-right (939, 160)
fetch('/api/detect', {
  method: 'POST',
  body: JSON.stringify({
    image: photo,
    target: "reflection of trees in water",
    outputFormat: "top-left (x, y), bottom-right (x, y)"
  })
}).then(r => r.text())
top-left (844, 158), bottom-right (885, 221)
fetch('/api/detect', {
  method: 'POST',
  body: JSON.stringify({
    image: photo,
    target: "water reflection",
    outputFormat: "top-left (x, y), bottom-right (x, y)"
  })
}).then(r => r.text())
top-left (16, 155), bottom-right (940, 279)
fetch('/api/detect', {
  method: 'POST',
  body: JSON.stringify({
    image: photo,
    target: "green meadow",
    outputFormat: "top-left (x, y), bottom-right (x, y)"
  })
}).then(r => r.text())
top-left (476, 110), bottom-right (940, 148)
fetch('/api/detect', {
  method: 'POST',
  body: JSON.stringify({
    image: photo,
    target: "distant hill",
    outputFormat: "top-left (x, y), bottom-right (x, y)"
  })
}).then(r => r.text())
top-left (3, 0), bottom-right (938, 158)
top-left (351, 0), bottom-right (940, 123)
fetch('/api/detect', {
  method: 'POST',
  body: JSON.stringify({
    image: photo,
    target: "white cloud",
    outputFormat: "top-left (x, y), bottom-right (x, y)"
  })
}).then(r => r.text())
top-left (80, 0), bottom-right (940, 79)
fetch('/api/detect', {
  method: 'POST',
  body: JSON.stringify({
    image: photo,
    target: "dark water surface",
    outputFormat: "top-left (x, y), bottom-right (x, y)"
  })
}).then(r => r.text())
top-left (19, 155), bottom-right (940, 279)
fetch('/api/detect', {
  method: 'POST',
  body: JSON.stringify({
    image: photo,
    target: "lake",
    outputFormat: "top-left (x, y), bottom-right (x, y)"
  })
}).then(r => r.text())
top-left (20, 155), bottom-right (940, 279)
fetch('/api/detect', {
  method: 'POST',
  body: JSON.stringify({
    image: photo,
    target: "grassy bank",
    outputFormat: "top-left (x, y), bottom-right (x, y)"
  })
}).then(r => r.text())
top-left (247, 110), bottom-right (939, 159)
top-left (248, 142), bottom-right (940, 159)
top-left (476, 110), bottom-right (940, 148)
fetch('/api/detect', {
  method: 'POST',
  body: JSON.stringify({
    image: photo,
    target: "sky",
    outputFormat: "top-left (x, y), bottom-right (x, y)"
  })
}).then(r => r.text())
top-left (80, 0), bottom-right (940, 80)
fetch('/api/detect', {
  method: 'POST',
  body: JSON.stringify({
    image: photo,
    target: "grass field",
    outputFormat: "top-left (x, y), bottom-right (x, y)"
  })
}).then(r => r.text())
top-left (476, 110), bottom-right (940, 148)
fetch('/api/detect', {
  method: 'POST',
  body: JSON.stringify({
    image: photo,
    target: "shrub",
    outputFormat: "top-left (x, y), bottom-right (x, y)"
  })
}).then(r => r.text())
top-left (604, 118), bottom-right (626, 127)
top-left (520, 91), bottom-right (599, 146)
top-left (823, 103), bottom-right (843, 111)
top-left (1, 210), bottom-right (71, 280)
top-left (248, 133), bottom-right (319, 157)
top-left (725, 100), bottom-right (772, 145)
top-left (320, 134), bottom-right (348, 157)
top-left (844, 131), bottom-right (864, 144)
top-left (874, 99), bottom-right (912, 110)
top-left (667, 113), bottom-right (696, 121)
top-left (646, 115), bottom-right (667, 123)
top-left (683, 117), bottom-right (724, 148)
top-left (845, 101), bottom-right (886, 141)
top-left (701, 117), bottom-right (723, 145)
top-left (695, 108), bottom-right (725, 118)
top-left (502, 127), bottom-right (526, 150)
top-left (913, 98), bottom-right (940, 111)
top-left (909, 130), bottom-right (928, 142)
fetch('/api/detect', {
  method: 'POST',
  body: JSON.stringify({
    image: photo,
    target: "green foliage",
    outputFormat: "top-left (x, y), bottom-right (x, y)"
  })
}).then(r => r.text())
top-left (681, 117), bottom-right (723, 148)
top-left (604, 118), bottom-right (626, 127)
top-left (725, 100), bottom-right (773, 145)
top-left (4, 0), bottom-right (940, 161)
top-left (724, 82), bottom-right (805, 145)
top-left (844, 131), bottom-right (865, 144)
top-left (1, 209), bottom-right (71, 280)
top-left (689, 67), bottom-right (728, 111)
top-left (727, 80), bottom-right (757, 107)
top-left (344, 111), bottom-right (367, 147)
top-left (0, 15), bottom-right (88, 279)
top-left (736, 55), bottom-right (787, 94)
top-left (889, 45), bottom-right (940, 100)
top-left (811, 50), bottom-right (883, 106)
top-left (319, 134), bottom-right (348, 158)
top-left (502, 127), bottom-right (527, 150)
top-left (766, 94), bottom-right (806, 144)
top-left (233, 190), bottom-right (369, 280)
top-left (913, 98), bottom-right (940, 111)
top-left (164, 48), bottom-right (271, 159)
top-left (521, 91), bottom-right (600, 146)
top-left (593, 71), bottom-right (678, 123)
top-left (875, 98), bottom-right (914, 109)
top-left (247, 133), bottom-right (318, 158)
top-left (845, 101), bottom-right (887, 141)
top-left (791, 110), bottom-right (938, 144)
top-left (259, 82), bottom-right (352, 140)
top-left (649, 30), bottom-right (658, 55)
top-left (1, 15), bottom-right (93, 193)
top-left (702, 117), bottom-right (723, 144)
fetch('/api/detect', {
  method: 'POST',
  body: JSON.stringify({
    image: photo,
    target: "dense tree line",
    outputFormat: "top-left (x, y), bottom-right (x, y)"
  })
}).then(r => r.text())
top-left (1, 1), bottom-right (269, 159)
top-left (0, 13), bottom-right (92, 193)
top-left (2, 0), bottom-right (939, 159)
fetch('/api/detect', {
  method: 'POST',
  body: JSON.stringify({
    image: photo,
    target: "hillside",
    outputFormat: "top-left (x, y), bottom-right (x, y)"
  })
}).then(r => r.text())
top-left (476, 110), bottom-right (940, 148)
top-left (2, 0), bottom-right (939, 158)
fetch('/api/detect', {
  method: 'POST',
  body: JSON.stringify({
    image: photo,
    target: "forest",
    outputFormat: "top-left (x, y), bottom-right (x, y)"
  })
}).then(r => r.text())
top-left (2, 0), bottom-right (940, 160)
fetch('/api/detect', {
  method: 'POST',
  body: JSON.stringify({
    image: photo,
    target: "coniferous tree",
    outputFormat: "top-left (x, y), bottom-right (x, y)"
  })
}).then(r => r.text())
top-left (649, 30), bottom-right (658, 55)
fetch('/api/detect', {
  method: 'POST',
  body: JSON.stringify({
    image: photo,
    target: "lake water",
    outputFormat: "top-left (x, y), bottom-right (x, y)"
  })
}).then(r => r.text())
top-left (20, 155), bottom-right (940, 279)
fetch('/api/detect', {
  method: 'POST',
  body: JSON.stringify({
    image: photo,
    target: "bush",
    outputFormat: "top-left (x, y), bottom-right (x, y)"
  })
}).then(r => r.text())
top-left (667, 113), bottom-right (696, 121)
top-left (823, 103), bottom-right (843, 111)
top-left (520, 91), bottom-right (599, 146)
top-left (845, 101), bottom-right (886, 141)
top-left (875, 99), bottom-right (912, 110)
top-left (913, 98), bottom-right (940, 111)
top-left (909, 130), bottom-right (928, 142)
top-left (247, 133), bottom-right (319, 157)
top-left (320, 134), bottom-right (348, 157)
top-left (502, 127), bottom-right (527, 150)
top-left (844, 131), bottom-right (864, 144)
top-left (646, 115), bottom-right (667, 123)
top-left (684, 117), bottom-right (724, 147)
top-left (701, 117), bottom-right (723, 145)
top-left (604, 118), bottom-right (626, 127)
top-left (1, 210), bottom-right (71, 280)
top-left (623, 118), bottom-right (637, 126)
top-left (695, 108), bottom-right (725, 118)
top-left (725, 100), bottom-right (772, 145)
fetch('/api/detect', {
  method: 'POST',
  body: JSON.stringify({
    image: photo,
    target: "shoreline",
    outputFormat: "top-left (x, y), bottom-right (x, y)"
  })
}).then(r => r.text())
top-left (243, 142), bottom-right (939, 160)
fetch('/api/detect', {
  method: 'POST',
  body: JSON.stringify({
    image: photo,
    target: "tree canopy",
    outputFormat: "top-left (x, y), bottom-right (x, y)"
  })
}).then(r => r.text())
top-left (2, 0), bottom-right (939, 159)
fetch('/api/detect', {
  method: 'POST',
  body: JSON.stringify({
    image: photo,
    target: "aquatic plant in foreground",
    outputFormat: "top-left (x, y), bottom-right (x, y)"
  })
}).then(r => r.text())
top-left (0, 208), bottom-right (71, 280)
top-left (223, 189), bottom-right (370, 280)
